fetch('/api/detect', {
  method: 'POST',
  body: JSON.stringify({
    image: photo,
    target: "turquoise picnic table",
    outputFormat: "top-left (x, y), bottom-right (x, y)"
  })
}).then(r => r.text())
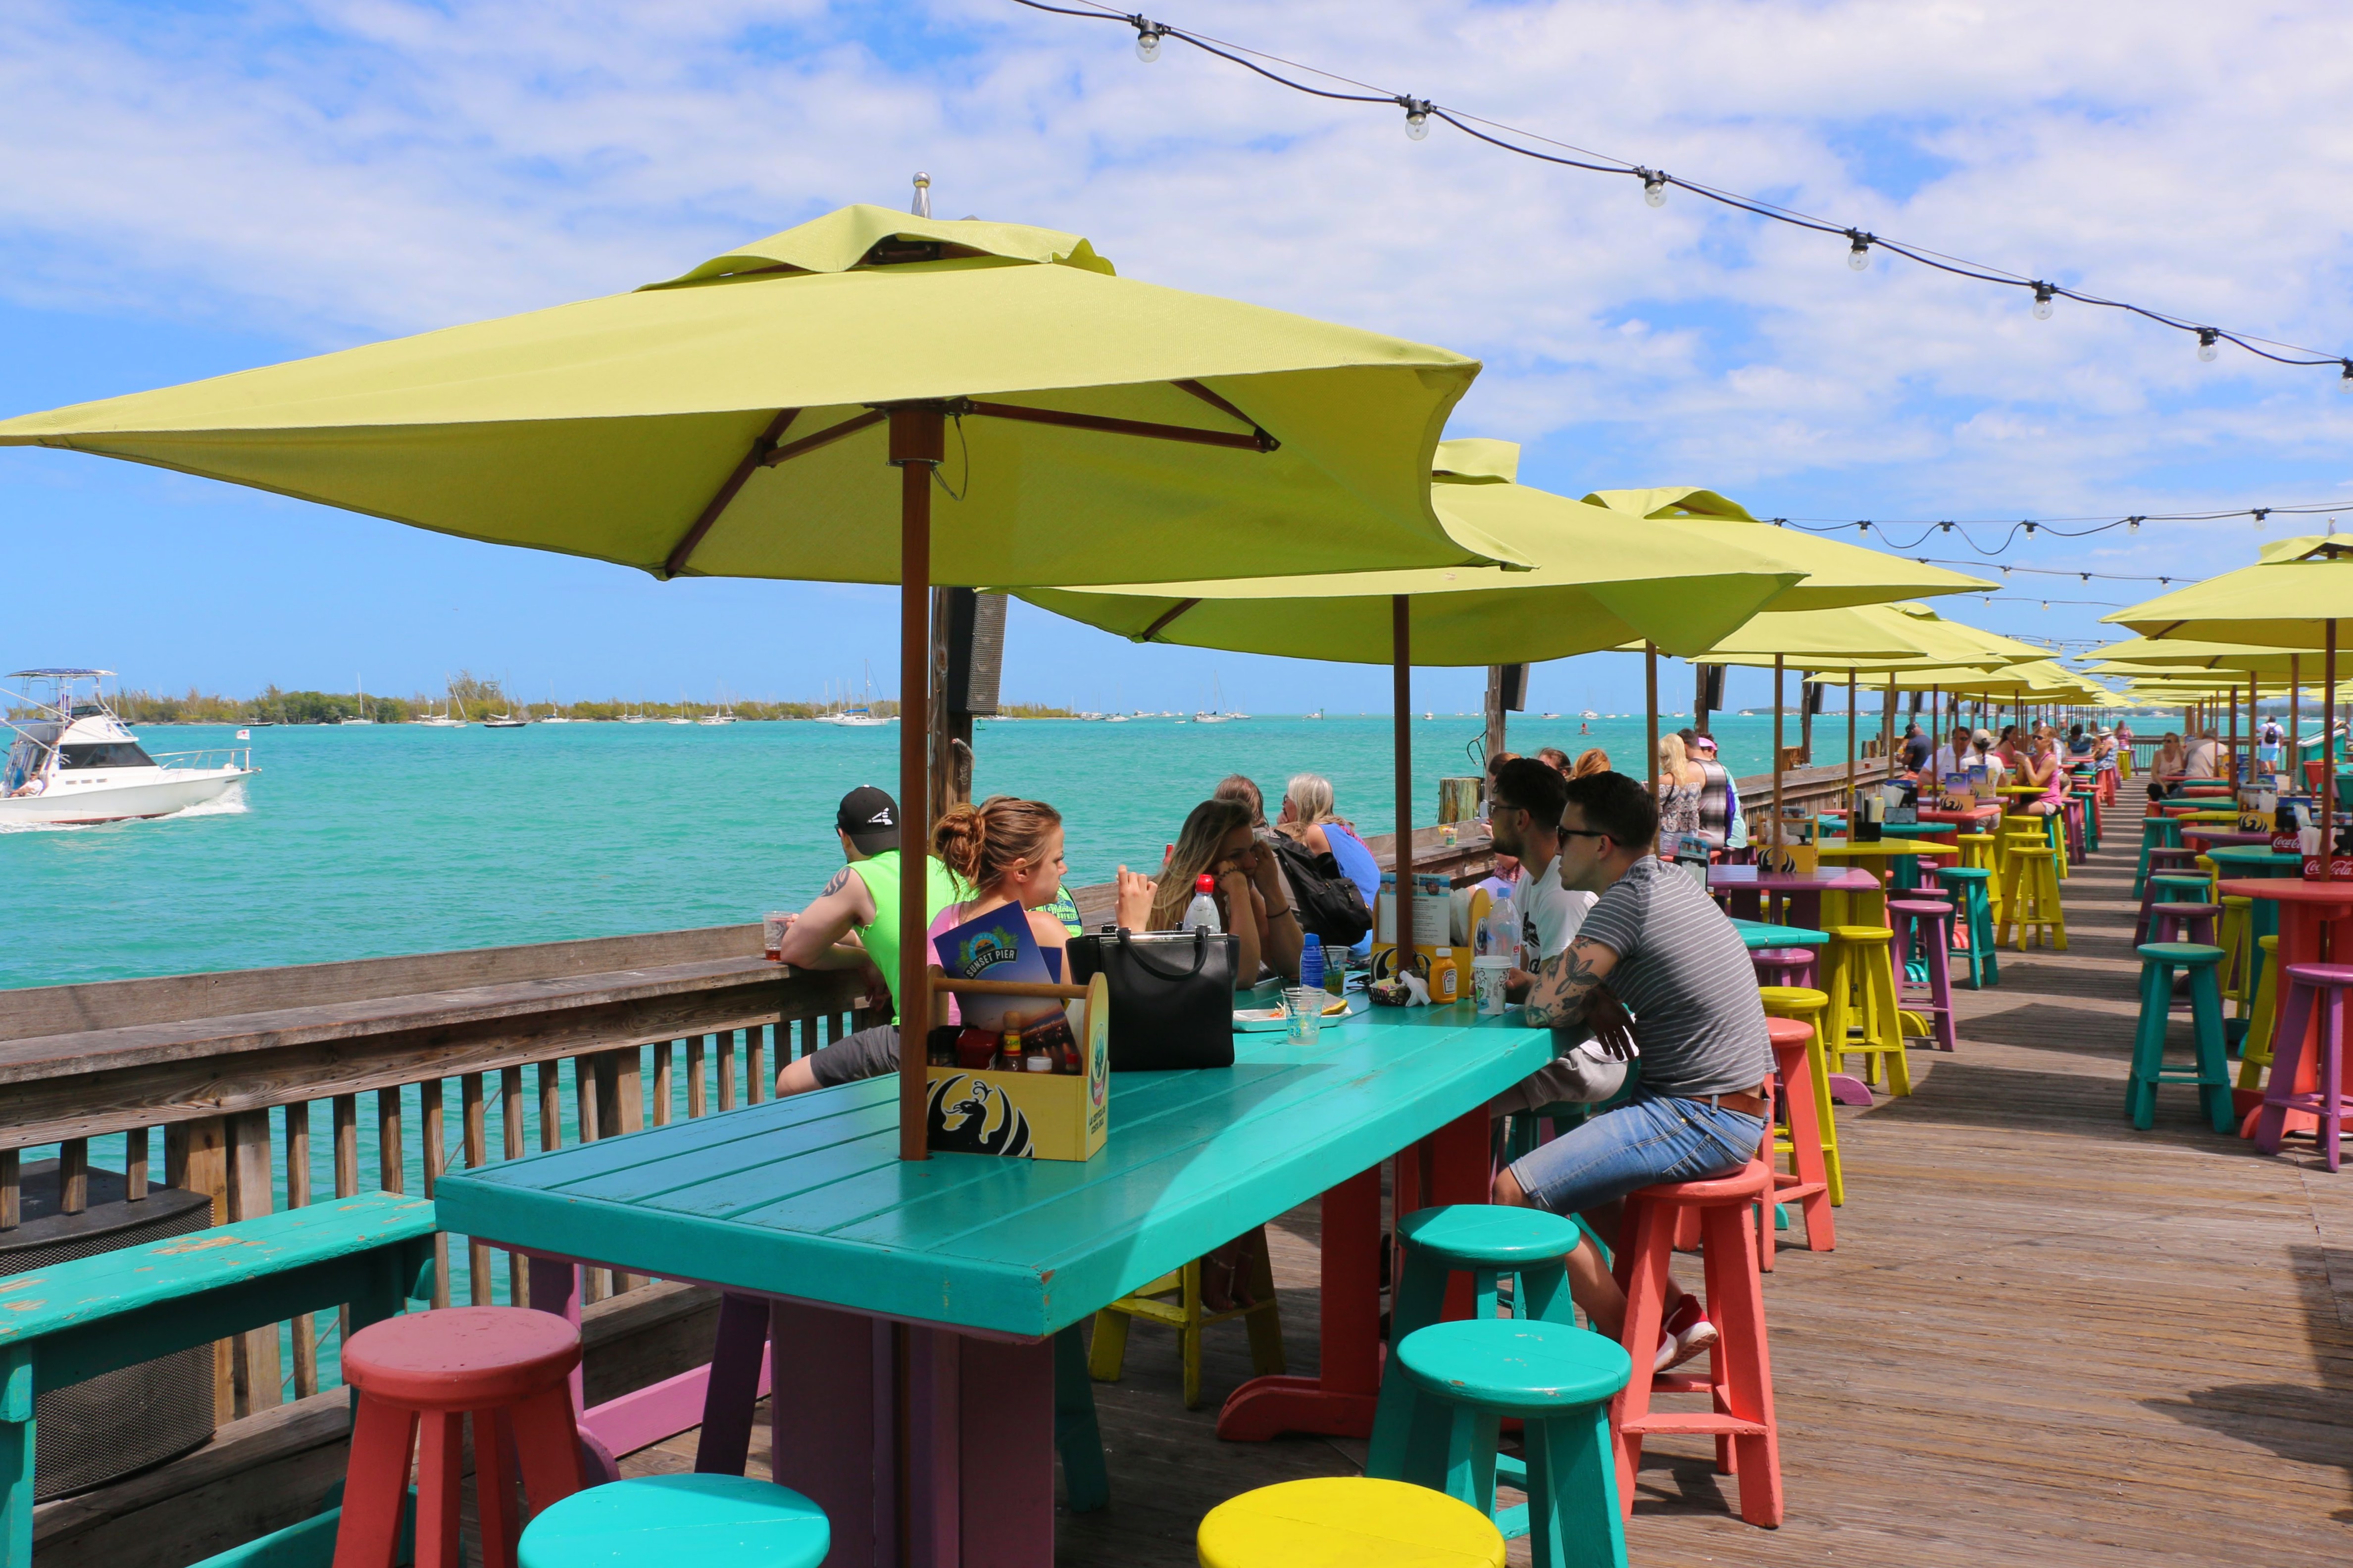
top-left (1732, 916), bottom-right (1831, 951)
top-left (433, 1004), bottom-right (1554, 1568)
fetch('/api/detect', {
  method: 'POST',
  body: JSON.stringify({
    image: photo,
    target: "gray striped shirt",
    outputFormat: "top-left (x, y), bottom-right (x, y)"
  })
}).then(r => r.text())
top-left (1577, 857), bottom-right (1772, 1099)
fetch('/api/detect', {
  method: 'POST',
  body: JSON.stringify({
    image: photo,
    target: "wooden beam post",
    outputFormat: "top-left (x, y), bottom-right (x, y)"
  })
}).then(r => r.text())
top-left (893, 405), bottom-right (945, 1161)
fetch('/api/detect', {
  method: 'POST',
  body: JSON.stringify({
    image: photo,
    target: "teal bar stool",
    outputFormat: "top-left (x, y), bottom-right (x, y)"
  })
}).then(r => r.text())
top-left (1366, 1204), bottom-right (1584, 1535)
top-left (2134, 815), bottom-right (2184, 896)
top-left (519, 1474), bottom-right (830, 1568)
top-left (1394, 1320), bottom-right (1633, 1568)
top-left (1934, 866), bottom-right (1998, 988)
top-left (2135, 869), bottom-right (2215, 946)
top-left (2127, 942), bottom-right (2235, 1134)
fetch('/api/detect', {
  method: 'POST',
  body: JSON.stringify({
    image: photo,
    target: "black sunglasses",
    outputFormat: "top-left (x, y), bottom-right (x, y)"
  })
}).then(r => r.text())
top-left (1558, 827), bottom-right (1613, 842)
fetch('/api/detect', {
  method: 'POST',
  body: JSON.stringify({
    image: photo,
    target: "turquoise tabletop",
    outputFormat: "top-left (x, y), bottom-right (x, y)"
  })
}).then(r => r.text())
top-left (2205, 844), bottom-right (2303, 875)
top-left (1731, 917), bottom-right (1830, 949)
top-left (433, 1006), bottom-right (1553, 1340)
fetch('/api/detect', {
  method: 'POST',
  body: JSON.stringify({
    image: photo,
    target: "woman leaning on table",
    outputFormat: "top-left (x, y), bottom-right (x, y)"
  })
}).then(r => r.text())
top-left (1111, 797), bottom-right (1305, 987)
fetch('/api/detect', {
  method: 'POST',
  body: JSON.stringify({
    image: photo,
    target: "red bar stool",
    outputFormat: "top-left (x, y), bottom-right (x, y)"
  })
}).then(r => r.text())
top-left (1764, 1017), bottom-right (1833, 1263)
top-left (1608, 1148), bottom-right (1782, 1527)
top-left (2252, 961), bottom-right (2353, 1172)
top-left (334, 1307), bottom-right (587, 1568)
top-left (1749, 946), bottom-right (1817, 989)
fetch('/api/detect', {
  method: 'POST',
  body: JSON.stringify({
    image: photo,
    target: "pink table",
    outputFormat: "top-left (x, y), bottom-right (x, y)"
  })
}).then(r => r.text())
top-left (1708, 866), bottom-right (1882, 929)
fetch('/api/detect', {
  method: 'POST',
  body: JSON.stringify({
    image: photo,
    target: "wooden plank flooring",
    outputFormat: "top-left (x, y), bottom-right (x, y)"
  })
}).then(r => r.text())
top-left (623, 830), bottom-right (2353, 1565)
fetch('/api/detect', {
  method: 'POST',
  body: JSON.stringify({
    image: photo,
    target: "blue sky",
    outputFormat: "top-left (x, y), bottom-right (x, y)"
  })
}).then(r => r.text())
top-left (3, 0), bottom-right (2349, 714)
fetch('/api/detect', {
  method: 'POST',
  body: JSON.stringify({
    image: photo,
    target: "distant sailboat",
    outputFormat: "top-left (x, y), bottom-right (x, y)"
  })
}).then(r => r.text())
top-left (1194, 673), bottom-right (1233, 723)
top-left (341, 673), bottom-right (374, 725)
top-left (540, 682), bottom-right (572, 723)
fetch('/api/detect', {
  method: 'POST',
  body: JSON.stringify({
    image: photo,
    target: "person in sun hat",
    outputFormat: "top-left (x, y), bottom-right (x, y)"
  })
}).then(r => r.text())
top-left (772, 785), bottom-right (969, 1096)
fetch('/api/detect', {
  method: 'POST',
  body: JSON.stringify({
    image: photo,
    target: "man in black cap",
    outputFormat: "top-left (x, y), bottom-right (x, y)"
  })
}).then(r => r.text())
top-left (773, 785), bottom-right (968, 1095)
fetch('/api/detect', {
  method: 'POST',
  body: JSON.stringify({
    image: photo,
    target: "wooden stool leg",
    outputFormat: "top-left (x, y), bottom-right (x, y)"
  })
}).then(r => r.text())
top-left (2128, 961), bottom-right (2166, 1130)
top-left (2188, 966), bottom-right (2234, 1135)
top-left (1872, 954), bottom-right (1911, 1097)
top-left (1805, 1026), bottom-right (1846, 1207)
top-left (473, 1407), bottom-right (522, 1568)
top-left (1609, 1203), bottom-right (1672, 1520)
top-left (412, 1410), bottom-right (464, 1568)
top-left (1179, 1259), bottom-right (1205, 1410)
top-left (331, 1399), bottom-right (419, 1568)
top-left (2324, 987), bottom-right (2346, 1174)
top-left (1700, 1207), bottom-right (1783, 1529)
top-left (1086, 1308), bottom-right (1131, 1383)
top-left (2253, 979), bottom-right (2317, 1154)
top-left (504, 1383), bottom-right (585, 1516)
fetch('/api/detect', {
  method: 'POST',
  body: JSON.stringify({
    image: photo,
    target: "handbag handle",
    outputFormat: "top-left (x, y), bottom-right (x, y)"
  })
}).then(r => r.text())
top-left (1115, 926), bottom-right (1215, 981)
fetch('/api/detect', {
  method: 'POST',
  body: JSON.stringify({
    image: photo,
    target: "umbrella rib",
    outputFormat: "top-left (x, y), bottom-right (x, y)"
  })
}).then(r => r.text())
top-left (1173, 379), bottom-right (1279, 448)
top-left (961, 399), bottom-right (1277, 452)
top-left (759, 408), bottom-right (890, 468)
top-left (660, 407), bottom-right (802, 579)
top-left (1139, 598), bottom-right (1203, 641)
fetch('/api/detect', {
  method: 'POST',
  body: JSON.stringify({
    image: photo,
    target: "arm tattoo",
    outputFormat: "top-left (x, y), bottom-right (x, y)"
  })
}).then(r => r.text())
top-left (820, 866), bottom-right (853, 897)
top-left (1523, 941), bottom-right (1608, 1029)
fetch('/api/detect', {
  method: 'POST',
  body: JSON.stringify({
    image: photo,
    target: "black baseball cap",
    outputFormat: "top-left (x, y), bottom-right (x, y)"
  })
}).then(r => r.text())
top-left (837, 785), bottom-right (900, 850)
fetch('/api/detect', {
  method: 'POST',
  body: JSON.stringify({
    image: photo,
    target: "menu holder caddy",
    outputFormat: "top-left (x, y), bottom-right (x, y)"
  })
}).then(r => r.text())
top-left (924, 973), bottom-right (1111, 1162)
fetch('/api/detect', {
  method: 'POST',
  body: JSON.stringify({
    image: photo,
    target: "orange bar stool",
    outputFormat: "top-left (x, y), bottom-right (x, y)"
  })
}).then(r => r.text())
top-left (1763, 1017), bottom-right (1833, 1261)
top-left (333, 1307), bottom-right (587, 1568)
top-left (1757, 986), bottom-right (1843, 1205)
top-left (1823, 925), bottom-right (1910, 1095)
top-left (1609, 1154), bottom-right (1783, 1528)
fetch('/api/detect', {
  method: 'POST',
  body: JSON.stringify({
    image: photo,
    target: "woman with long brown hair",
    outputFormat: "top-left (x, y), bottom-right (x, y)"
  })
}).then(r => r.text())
top-left (1115, 797), bottom-right (1304, 987)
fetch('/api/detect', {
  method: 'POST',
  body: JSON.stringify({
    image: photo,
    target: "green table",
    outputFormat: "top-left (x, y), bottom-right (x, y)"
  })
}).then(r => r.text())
top-left (435, 1005), bottom-right (1553, 1568)
top-left (1732, 917), bottom-right (1830, 950)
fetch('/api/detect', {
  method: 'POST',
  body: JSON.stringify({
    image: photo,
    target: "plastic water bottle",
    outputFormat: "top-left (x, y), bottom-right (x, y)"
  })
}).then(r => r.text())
top-left (1182, 874), bottom-right (1222, 932)
top-left (1483, 894), bottom-right (1517, 959)
top-left (1299, 937), bottom-right (1324, 990)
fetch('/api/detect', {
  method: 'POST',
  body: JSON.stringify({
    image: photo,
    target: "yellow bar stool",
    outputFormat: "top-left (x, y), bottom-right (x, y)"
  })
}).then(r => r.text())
top-left (1822, 925), bottom-right (1910, 1096)
top-left (1996, 845), bottom-right (2068, 952)
top-left (1758, 984), bottom-right (1845, 1205)
top-left (1957, 832), bottom-right (2002, 921)
top-left (2219, 894), bottom-right (2254, 1011)
top-left (1090, 1226), bottom-right (1284, 1409)
top-left (1199, 1477), bottom-right (1506, 1568)
top-left (2238, 933), bottom-right (2282, 1092)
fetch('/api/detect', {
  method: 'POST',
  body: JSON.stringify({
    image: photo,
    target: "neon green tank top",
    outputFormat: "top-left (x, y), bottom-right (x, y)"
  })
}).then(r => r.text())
top-left (849, 850), bottom-right (967, 1019)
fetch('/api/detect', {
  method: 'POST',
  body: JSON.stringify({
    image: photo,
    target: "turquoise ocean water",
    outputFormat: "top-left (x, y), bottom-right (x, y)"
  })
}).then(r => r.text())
top-left (0, 711), bottom-right (1806, 991)
top-left (4, 709), bottom-right (1811, 1383)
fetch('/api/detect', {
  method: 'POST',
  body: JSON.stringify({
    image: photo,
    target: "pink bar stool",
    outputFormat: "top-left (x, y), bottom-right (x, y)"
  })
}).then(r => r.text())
top-left (2151, 901), bottom-right (2222, 947)
top-left (2253, 961), bottom-right (2353, 1172)
top-left (1888, 898), bottom-right (1957, 1052)
top-left (334, 1306), bottom-right (588, 1568)
top-left (1750, 947), bottom-right (1817, 989)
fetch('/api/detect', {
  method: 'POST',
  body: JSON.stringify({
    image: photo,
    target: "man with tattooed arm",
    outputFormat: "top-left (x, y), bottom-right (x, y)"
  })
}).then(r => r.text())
top-left (1491, 771), bottom-right (1774, 1372)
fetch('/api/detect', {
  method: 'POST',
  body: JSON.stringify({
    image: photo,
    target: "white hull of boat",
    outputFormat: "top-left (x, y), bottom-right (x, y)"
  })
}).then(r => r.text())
top-left (0, 768), bottom-right (248, 825)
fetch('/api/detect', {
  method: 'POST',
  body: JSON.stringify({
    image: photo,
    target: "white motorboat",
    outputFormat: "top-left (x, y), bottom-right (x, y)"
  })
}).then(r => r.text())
top-left (821, 707), bottom-right (888, 728)
top-left (1, 670), bottom-right (254, 825)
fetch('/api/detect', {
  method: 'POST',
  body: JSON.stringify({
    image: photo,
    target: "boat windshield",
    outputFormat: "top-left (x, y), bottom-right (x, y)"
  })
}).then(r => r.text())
top-left (6, 738), bottom-right (50, 789)
top-left (56, 741), bottom-right (156, 769)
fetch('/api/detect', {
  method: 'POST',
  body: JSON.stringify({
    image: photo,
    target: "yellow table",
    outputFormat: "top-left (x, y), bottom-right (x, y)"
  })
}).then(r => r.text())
top-left (1816, 838), bottom-right (1959, 919)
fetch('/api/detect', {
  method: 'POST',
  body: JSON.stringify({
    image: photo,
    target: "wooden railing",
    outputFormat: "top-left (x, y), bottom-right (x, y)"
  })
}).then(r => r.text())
top-left (0, 924), bottom-right (886, 1423)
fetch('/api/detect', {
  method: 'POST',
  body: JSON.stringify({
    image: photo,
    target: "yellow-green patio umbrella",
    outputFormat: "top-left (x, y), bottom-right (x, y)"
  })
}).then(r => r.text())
top-left (0, 203), bottom-right (1499, 1161)
top-left (2109, 536), bottom-right (2353, 861)
top-left (1021, 440), bottom-right (1805, 664)
top-left (1582, 488), bottom-right (1995, 608)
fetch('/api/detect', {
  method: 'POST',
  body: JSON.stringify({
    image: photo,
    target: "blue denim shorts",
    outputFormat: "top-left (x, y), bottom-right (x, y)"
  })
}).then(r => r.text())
top-left (1506, 1090), bottom-right (1764, 1217)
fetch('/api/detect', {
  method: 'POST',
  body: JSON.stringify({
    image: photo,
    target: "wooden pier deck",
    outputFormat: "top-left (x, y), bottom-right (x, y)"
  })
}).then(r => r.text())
top-left (622, 832), bottom-right (2353, 1567)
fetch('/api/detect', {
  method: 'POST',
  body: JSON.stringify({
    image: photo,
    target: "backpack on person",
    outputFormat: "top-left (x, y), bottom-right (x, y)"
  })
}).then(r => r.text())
top-left (1266, 833), bottom-right (1374, 946)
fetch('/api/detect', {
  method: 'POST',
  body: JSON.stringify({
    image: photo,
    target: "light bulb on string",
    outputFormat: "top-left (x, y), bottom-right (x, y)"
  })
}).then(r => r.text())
top-left (1396, 97), bottom-right (1433, 140)
top-left (2197, 329), bottom-right (2220, 363)
top-left (1133, 22), bottom-right (1163, 60)
top-left (1639, 168), bottom-right (1667, 207)
top-left (1845, 229), bottom-right (1871, 271)
top-left (2031, 284), bottom-right (2054, 321)
top-left (2339, 360), bottom-right (2352, 393)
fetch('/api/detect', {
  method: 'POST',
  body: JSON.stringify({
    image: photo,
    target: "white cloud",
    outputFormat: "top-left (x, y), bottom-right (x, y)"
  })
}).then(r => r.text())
top-left (3, 0), bottom-right (2351, 621)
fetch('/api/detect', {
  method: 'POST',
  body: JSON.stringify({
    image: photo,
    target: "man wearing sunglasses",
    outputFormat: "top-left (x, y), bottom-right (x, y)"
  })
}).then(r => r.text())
top-left (1491, 770), bottom-right (1774, 1372)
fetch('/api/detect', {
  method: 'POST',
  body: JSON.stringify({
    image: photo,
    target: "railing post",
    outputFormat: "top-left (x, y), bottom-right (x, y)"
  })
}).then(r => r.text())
top-left (225, 1110), bottom-right (282, 1415)
top-left (166, 1116), bottom-right (235, 1422)
top-left (286, 1103), bottom-right (318, 1398)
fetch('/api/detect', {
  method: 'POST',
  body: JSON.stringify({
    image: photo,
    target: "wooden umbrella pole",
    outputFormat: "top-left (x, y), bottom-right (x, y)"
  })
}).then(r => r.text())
top-left (2327, 620), bottom-right (2339, 882)
top-left (1884, 672), bottom-right (1897, 783)
top-left (1393, 595), bottom-right (1414, 969)
top-left (2292, 655), bottom-right (2302, 778)
top-left (1771, 654), bottom-right (1785, 863)
top-left (1846, 669), bottom-right (1857, 815)
top-left (1646, 642), bottom-right (1660, 854)
top-left (893, 406), bottom-right (944, 1162)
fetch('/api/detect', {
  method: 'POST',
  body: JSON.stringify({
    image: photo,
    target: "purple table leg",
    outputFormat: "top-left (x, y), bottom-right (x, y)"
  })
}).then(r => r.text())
top-left (955, 1335), bottom-right (1055, 1568)
top-left (694, 1292), bottom-right (773, 1475)
top-left (769, 1300), bottom-right (895, 1568)
top-left (525, 1254), bottom-right (585, 1416)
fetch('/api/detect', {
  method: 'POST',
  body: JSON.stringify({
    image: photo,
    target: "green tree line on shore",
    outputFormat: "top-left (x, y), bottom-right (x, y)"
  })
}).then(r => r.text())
top-left (94, 680), bottom-right (1074, 725)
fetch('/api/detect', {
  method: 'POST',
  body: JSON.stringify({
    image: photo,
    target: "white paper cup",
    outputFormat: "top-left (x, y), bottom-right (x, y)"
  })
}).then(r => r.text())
top-left (1471, 955), bottom-right (1514, 1015)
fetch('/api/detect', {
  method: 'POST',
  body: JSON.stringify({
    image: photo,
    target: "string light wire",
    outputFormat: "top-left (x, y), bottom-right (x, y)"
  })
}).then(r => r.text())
top-left (1008, 0), bottom-right (2353, 384)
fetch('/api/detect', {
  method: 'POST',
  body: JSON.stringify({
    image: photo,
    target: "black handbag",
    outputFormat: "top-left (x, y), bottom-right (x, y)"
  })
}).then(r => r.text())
top-left (1065, 927), bottom-right (1238, 1071)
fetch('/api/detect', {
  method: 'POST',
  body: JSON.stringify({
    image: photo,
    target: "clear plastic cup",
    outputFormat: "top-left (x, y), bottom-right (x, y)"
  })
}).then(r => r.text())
top-left (1282, 986), bottom-right (1326, 1044)
top-left (762, 911), bottom-right (791, 962)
